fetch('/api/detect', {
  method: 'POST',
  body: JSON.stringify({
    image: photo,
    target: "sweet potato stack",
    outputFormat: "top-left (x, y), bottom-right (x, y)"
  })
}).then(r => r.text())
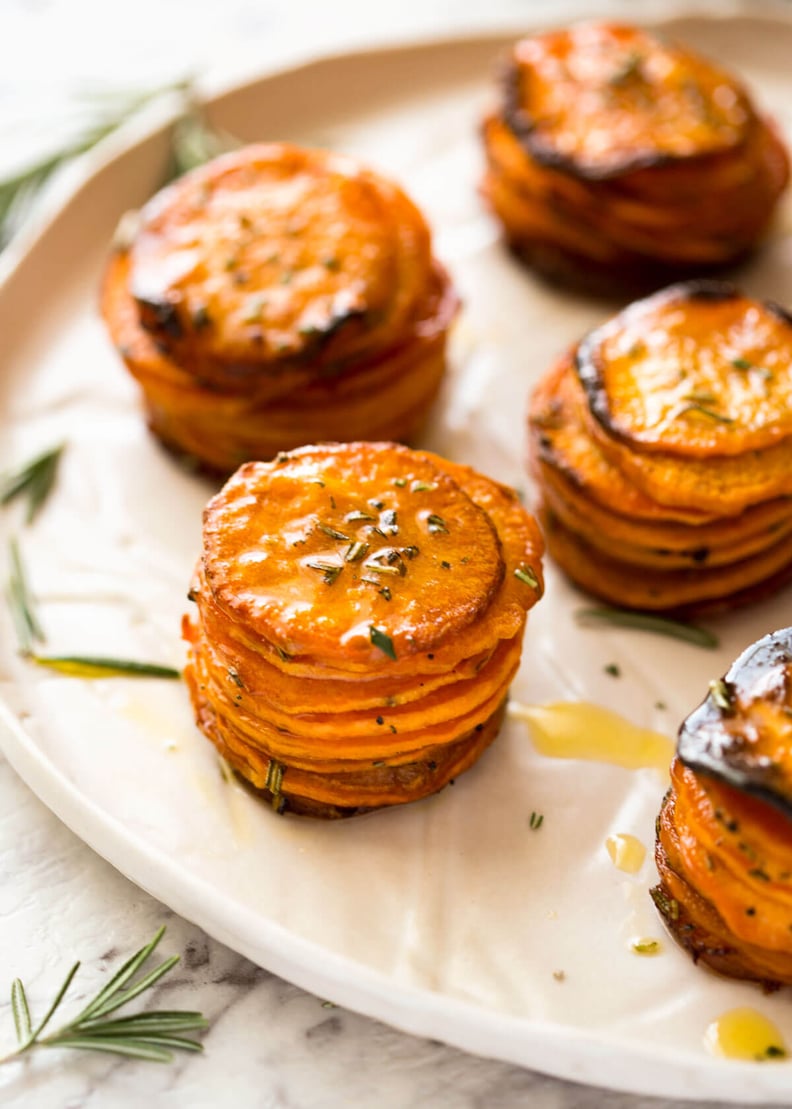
top-left (183, 441), bottom-right (544, 817)
top-left (482, 23), bottom-right (789, 294)
top-left (102, 143), bottom-right (457, 473)
top-left (653, 627), bottom-right (792, 988)
top-left (528, 281), bottom-right (792, 614)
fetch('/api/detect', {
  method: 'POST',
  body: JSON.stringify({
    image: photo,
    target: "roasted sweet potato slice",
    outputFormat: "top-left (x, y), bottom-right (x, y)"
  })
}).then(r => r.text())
top-left (503, 24), bottom-right (755, 179)
top-left (128, 144), bottom-right (433, 379)
top-left (482, 24), bottom-right (789, 294)
top-left (576, 281), bottom-right (792, 457)
top-left (104, 250), bottom-right (456, 473)
top-left (184, 442), bottom-right (544, 816)
top-left (540, 507), bottom-right (792, 615)
top-left (653, 629), bottom-right (792, 987)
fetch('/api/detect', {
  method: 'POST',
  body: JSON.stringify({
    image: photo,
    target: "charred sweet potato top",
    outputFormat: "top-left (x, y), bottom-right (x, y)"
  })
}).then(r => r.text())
top-left (678, 627), bottom-right (792, 816)
top-left (200, 442), bottom-right (543, 668)
top-left (127, 144), bottom-right (433, 375)
top-left (503, 23), bottom-right (754, 180)
top-left (576, 281), bottom-right (792, 457)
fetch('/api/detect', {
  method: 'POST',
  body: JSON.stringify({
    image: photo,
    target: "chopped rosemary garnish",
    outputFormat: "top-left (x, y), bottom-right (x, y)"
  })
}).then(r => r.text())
top-left (604, 663), bottom-right (621, 678)
top-left (514, 565), bottom-right (539, 589)
top-left (392, 477), bottom-right (407, 488)
top-left (6, 536), bottom-right (46, 655)
top-left (0, 926), bottom-right (207, 1066)
top-left (345, 541), bottom-right (369, 563)
top-left (370, 625), bottom-right (396, 660)
top-left (677, 402), bottom-right (735, 425)
top-left (529, 811), bottom-right (544, 831)
top-left (265, 758), bottom-right (284, 798)
top-left (426, 514), bottom-right (448, 535)
top-left (379, 510), bottom-right (398, 535)
top-left (575, 606), bottom-right (718, 648)
top-left (378, 586), bottom-right (392, 601)
top-left (609, 51), bottom-right (644, 86)
top-left (708, 678), bottom-right (735, 714)
top-left (410, 481), bottom-right (437, 493)
top-left (631, 939), bottom-right (661, 956)
top-left (31, 657), bottom-right (181, 679)
top-left (0, 444), bottom-right (64, 524)
top-left (345, 510), bottom-right (375, 523)
top-left (363, 563), bottom-right (402, 577)
top-left (731, 357), bottom-right (753, 371)
top-left (275, 645), bottom-right (292, 663)
top-left (306, 560), bottom-right (342, 585)
top-left (317, 523), bottom-right (351, 542)
top-left (227, 667), bottom-right (244, 689)
top-left (681, 391), bottom-right (718, 405)
top-left (401, 546), bottom-right (419, 560)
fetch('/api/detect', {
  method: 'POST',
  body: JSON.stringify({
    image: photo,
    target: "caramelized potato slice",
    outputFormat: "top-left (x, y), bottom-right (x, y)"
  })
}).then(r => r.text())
top-left (540, 506), bottom-right (792, 614)
top-left (202, 442), bottom-right (505, 666)
top-left (529, 355), bottom-right (716, 524)
top-left (128, 144), bottom-right (432, 377)
top-left (504, 24), bottom-right (754, 180)
top-left (576, 281), bottom-right (792, 457)
top-left (678, 627), bottom-right (792, 813)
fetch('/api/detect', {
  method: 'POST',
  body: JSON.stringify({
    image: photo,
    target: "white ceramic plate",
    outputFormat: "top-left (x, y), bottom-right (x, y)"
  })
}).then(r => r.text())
top-left (2, 9), bottom-right (792, 1101)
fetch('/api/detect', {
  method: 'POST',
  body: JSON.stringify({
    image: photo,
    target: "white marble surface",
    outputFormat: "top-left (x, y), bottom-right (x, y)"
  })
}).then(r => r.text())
top-left (1, 1), bottom-right (791, 1106)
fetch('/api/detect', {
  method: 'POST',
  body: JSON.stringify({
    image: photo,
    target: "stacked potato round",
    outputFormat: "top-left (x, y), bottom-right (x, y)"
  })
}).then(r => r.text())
top-left (653, 627), bottom-right (792, 988)
top-left (528, 281), bottom-right (792, 614)
top-left (102, 143), bottom-right (457, 473)
top-left (482, 23), bottom-right (789, 294)
top-left (183, 441), bottom-right (544, 817)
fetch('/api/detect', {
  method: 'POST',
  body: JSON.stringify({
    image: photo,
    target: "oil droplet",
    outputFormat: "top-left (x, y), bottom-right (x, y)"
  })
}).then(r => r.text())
top-left (509, 701), bottom-right (673, 771)
top-left (606, 833), bottom-right (646, 874)
top-left (630, 937), bottom-right (661, 956)
top-left (704, 1007), bottom-right (788, 1062)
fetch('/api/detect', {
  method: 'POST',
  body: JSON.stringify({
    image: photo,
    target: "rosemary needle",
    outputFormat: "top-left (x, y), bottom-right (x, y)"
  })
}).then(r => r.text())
top-left (0, 443), bottom-right (64, 524)
top-left (0, 927), bottom-right (207, 1066)
top-left (5, 538), bottom-right (180, 677)
top-left (575, 606), bottom-right (718, 649)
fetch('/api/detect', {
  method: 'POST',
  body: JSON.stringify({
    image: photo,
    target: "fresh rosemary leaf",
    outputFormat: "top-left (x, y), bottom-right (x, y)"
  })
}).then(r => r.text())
top-left (10, 980), bottom-right (31, 1045)
top-left (370, 625), bottom-right (397, 660)
top-left (575, 606), bottom-right (718, 648)
top-left (6, 536), bottom-right (45, 655)
top-left (514, 565), bottom-right (539, 589)
top-left (0, 927), bottom-right (206, 1068)
top-left (0, 444), bottom-right (64, 523)
top-left (0, 81), bottom-right (190, 248)
top-left (32, 656), bottom-right (181, 679)
top-left (47, 1038), bottom-right (174, 1062)
top-left (31, 962), bottom-right (81, 1040)
top-left (166, 111), bottom-right (239, 182)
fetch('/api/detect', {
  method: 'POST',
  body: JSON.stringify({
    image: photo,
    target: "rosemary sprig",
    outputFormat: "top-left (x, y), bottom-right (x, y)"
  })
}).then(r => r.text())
top-left (0, 81), bottom-right (191, 248)
top-left (5, 537), bottom-right (180, 677)
top-left (0, 927), bottom-right (207, 1066)
top-left (575, 606), bottom-right (718, 649)
top-left (31, 657), bottom-right (181, 680)
top-left (0, 444), bottom-right (64, 523)
top-left (6, 537), bottom-right (45, 656)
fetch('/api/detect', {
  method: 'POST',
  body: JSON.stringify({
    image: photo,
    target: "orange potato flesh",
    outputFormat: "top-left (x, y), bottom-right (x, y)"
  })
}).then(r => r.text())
top-left (129, 144), bottom-right (432, 377)
top-left (528, 346), bottom-right (792, 607)
top-left (653, 630), bottom-right (792, 986)
top-left (482, 24), bottom-right (789, 293)
top-left (104, 252), bottom-right (456, 473)
top-left (577, 284), bottom-right (792, 457)
top-left (508, 24), bottom-right (753, 177)
top-left (101, 144), bottom-right (458, 472)
top-left (184, 442), bottom-right (544, 816)
top-left (539, 506), bottom-right (792, 614)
